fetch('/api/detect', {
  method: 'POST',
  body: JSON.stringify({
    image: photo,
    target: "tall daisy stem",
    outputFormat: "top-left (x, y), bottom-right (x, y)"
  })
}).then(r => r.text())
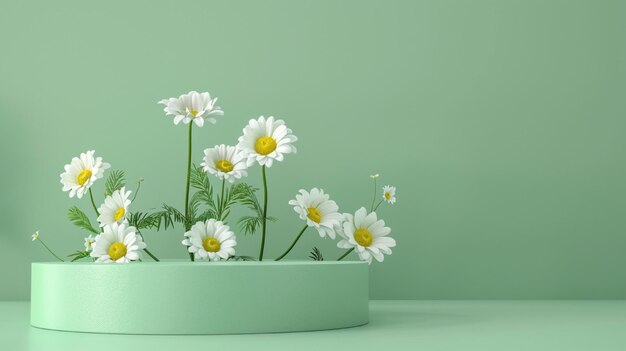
top-left (184, 123), bottom-right (194, 261)
top-left (88, 188), bottom-right (99, 217)
top-left (337, 247), bottom-right (355, 261)
top-left (259, 165), bottom-right (268, 261)
top-left (275, 225), bottom-right (308, 261)
top-left (37, 239), bottom-right (64, 262)
top-left (218, 178), bottom-right (225, 220)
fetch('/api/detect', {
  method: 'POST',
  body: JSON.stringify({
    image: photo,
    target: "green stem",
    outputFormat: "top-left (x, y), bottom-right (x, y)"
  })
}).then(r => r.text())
top-left (259, 165), bottom-right (268, 261)
top-left (37, 239), bottom-right (64, 262)
top-left (337, 247), bottom-right (355, 261)
top-left (373, 199), bottom-right (384, 212)
top-left (136, 231), bottom-right (159, 262)
top-left (143, 248), bottom-right (160, 262)
top-left (275, 225), bottom-right (308, 261)
top-left (131, 181), bottom-right (142, 202)
top-left (370, 178), bottom-right (377, 212)
top-left (218, 178), bottom-right (225, 220)
top-left (88, 188), bottom-right (99, 217)
top-left (184, 123), bottom-right (194, 261)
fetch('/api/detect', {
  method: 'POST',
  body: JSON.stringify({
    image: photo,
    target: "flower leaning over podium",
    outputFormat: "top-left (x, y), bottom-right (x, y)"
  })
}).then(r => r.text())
top-left (97, 187), bottom-right (132, 226)
top-left (91, 222), bottom-right (146, 263)
top-left (182, 219), bottom-right (237, 261)
top-left (60, 150), bottom-right (110, 198)
top-left (201, 145), bottom-right (248, 183)
top-left (337, 207), bottom-right (396, 264)
top-left (275, 188), bottom-right (344, 261)
top-left (158, 91), bottom-right (224, 127)
top-left (289, 188), bottom-right (343, 239)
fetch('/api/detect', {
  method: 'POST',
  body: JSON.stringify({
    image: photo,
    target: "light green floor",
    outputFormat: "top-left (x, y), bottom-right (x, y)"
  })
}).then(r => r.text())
top-left (2, 300), bottom-right (626, 350)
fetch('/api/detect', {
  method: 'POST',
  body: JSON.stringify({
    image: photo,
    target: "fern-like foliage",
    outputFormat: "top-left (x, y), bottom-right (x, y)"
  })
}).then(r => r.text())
top-left (309, 247), bottom-right (324, 261)
top-left (190, 165), bottom-right (216, 209)
top-left (127, 204), bottom-right (186, 231)
top-left (67, 250), bottom-right (91, 262)
top-left (68, 206), bottom-right (99, 234)
top-left (104, 170), bottom-right (126, 197)
top-left (236, 184), bottom-right (276, 235)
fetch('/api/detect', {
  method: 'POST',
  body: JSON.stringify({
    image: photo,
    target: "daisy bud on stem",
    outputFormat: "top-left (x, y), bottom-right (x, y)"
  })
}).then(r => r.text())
top-left (31, 231), bottom-right (64, 262)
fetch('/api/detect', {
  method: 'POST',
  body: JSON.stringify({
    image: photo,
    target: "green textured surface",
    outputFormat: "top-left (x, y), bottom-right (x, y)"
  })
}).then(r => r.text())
top-left (2, 0), bottom-right (626, 301)
top-left (31, 261), bottom-right (368, 334)
top-left (5, 300), bottom-right (626, 350)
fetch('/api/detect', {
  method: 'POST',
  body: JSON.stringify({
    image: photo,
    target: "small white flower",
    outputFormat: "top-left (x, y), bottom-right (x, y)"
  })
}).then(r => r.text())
top-left (237, 116), bottom-right (297, 168)
top-left (32, 230), bottom-right (40, 241)
top-left (84, 234), bottom-right (95, 252)
top-left (370, 174), bottom-right (380, 179)
top-left (90, 222), bottom-right (146, 263)
top-left (158, 91), bottom-right (223, 127)
top-left (337, 207), bottom-right (396, 264)
top-left (182, 219), bottom-right (237, 261)
top-left (382, 185), bottom-right (396, 204)
top-left (60, 150), bottom-right (110, 198)
top-left (201, 145), bottom-right (248, 183)
top-left (97, 187), bottom-right (132, 227)
top-left (288, 188), bottom-right (344, 239)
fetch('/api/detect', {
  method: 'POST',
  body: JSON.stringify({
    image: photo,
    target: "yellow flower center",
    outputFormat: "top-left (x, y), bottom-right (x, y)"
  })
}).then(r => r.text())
top-left (215, 159), bottom-right (234, 173)
top-left (255, 136), bottom-right (277, 155)
top-left (190, 109), bottom-right (199, 117)
top-left (108, 242), bottom-right (127, 261)
top-left (385, 192), bottom-right (391, 200)
top-left (307, 206), bottom-right (322, 223)
top-left (202, 237), bottom-right (221, 253)
top-left (76, 169), bottom-right (92, 186)
top-left (114, 207), bottom-right (125, 222)
top-left (354, 228), bottom-right (373, 247)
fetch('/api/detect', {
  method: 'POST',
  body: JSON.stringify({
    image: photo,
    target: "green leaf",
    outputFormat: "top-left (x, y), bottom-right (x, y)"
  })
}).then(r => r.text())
top-left (190, 164), bottom-right (216, 210)
top-left (237, 214), bottom-right (276, 236)
top-left (68, 206), bottom-right (99, 234)
top-left (67, 250), bottom-right (91, 262)
top-left (309, 247), bottom-right (324, 261)
top-left (104, 170), bottom-right (126, 197)
top-left (195, 209), bottom-right (218, 223)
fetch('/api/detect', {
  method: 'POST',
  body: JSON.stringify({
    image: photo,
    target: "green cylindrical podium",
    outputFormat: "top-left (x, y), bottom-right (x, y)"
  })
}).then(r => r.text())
top-left (31, 261), bottom-right (369, 334)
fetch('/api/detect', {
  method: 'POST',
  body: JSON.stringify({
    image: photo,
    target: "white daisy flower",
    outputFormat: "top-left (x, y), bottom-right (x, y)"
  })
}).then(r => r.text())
top-left (60, 150), bottom-right (110, 198)
top-left (288, 188), bottom-right (344, 239)
top-left (97, 187), bottom-right (132, 227)
top-left (182, 219), bottom-right (237, 261)
top-left (237, 116), bottom-right (297, 168)
top-left (337, 207), bottom-right (396, 264)
top-left (382, 185), bottom-right (397, 204)
top-left (84, 234), bottom-right (95, 252)
top-left (90, 222), bottom-right (146, 263)
top-left (158, 91), bottom-right (224, 127)
top-left (201, 145), bottom-right (248, 183)
top-left (370, 174), bottom-right (380, 179)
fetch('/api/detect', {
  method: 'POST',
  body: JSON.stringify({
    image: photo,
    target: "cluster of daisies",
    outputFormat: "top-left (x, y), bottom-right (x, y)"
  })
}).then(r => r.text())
top-left (32, 90), bottom-right (398, 265)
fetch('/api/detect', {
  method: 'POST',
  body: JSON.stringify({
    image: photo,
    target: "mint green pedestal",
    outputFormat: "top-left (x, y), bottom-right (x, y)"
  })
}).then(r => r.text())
top-left (31, 261), bottom-right (369, 334)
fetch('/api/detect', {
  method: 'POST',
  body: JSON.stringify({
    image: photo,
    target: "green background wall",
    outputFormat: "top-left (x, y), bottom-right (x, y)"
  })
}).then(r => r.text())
top-left (1, 0), bottom-right (625, 300)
